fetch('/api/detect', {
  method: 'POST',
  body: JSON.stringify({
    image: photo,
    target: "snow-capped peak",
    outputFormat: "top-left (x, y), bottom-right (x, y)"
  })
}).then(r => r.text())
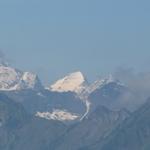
top-left (82, 74), bottom-right (124, 96)
top-left (0, 65), bottom-right (22, 91)
top-left (88, 75), bottom-right (116, 92)
top-left (17, 72), bottom-right (43, 90)
top-left (50, 71), bottom-right (88, 93)
top-left (0, 65), bottom-right (43, 91)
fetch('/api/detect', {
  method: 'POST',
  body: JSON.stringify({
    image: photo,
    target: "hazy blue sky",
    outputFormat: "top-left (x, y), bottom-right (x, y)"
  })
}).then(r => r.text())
top-left (0, 0), bottom-right (150, 84)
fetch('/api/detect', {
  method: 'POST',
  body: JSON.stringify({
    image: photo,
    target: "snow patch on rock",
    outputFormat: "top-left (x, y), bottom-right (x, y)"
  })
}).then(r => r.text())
top-left (36, 109), bottom-right (79, 121)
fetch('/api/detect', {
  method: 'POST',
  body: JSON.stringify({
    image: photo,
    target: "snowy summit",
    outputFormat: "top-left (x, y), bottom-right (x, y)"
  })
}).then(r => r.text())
top-left (0, 64), bottom-right (43, 91)
top-left (50, 71), bottom-right (88, 93)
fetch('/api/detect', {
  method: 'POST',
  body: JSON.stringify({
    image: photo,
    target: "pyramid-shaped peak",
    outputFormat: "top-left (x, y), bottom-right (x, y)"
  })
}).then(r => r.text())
top-left (50, 71), bottom-right (88, 93)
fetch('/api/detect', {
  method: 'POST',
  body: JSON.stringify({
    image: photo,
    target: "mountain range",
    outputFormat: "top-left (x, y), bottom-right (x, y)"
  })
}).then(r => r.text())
top-left (0, 63), bottom-right (149, 150)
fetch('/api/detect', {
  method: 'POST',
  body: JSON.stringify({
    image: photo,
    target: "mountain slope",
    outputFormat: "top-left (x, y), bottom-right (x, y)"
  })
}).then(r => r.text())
top-left (88, 79), bottom-right (133, 111)
top-left (0, 93), bottom-right (67, 150)
top-left (0, 93), bottom-right (28, 128)
top-left (4, 90), bottom-right (87, 121)
top-left (54, 106), bottom-right (129, 150)
top-left (91, 99), bottom-right (150, 150)
top-left (0, 93), bottom-right (29, 150)
top-left (12, 118), bottom-right (67, 150)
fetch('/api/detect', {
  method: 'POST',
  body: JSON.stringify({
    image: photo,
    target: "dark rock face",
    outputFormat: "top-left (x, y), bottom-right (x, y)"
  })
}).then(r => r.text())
top-left (1, 87), bottom-right (150, 150)
top-left (88, 81), bottom-right (132, 112)
top-left (91, 99), bottom-right (150, 150)
top-left (4, 90), bottom-right (86, 117)
top-left (51, 106), bottom-right (129, 150)
top-left (0, 93), bottom-right (67, 150)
